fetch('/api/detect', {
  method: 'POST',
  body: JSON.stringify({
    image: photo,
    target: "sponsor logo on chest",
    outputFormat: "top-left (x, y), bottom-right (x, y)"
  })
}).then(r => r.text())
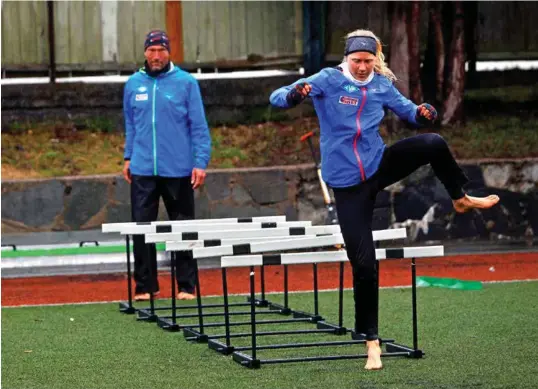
top-left (343, 84), bottom-right (359, 93)
top-left (338, 95), bottom-right (359, 106)
top-left (136, 93), bottom-right (148, 101)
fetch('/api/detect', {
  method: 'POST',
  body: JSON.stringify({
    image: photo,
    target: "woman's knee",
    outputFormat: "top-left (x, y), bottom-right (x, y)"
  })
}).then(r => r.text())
top-left (422, 133), bottom-right (448, 149)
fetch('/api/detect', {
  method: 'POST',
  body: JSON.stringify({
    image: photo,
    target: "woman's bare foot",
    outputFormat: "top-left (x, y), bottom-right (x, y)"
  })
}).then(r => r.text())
top-left (453, 194), bottom-right (500, 213)
top-left (364, 340), bottom-right (383, 370)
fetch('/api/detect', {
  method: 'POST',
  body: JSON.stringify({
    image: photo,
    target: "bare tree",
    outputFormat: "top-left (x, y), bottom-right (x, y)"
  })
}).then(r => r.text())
top-left (389, 2), bottom-right (410, 99)
top-left (407, 1), bottom-right (423, 104)
top-left (442, 1), bottom-right (466, 125)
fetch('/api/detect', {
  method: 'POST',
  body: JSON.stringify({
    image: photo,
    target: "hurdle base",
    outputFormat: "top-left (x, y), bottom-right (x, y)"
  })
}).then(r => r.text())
top-left (292, 310), bottom-right (323, 322)
top-left (232, 351), bottom-right (261, 369)
top-left (208, 339), bottom-right (235, 355)
top-left (157, 318), bottom-right (180, 332)
top-left (267, 302), bottom-right (292, 315)
top-left (385, 342), bottom-right (424, 358)
top-left (316, 321), bottom-right (347, 335)
top-left (136, 309), bottom-right (157, 322)
top-left (183, 328), bottom-right (209, 343)
top-left (118, 302), bottom-right (136, 314)
top-left (246, 297), bottom-right (269, 307)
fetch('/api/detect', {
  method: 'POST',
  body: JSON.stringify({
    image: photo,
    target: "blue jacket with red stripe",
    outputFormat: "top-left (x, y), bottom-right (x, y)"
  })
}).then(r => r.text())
top-left (270, 68), bottom-right (419, 188)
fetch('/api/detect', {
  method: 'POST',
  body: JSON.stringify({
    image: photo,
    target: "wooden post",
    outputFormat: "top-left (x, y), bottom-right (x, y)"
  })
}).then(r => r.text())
top-left (165, 0), bottom-right (184, 64)
top-left (47, 0), bottom-right (56, 83)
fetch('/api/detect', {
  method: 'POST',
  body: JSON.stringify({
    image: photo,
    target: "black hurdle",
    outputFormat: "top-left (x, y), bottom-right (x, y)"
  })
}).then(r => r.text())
top-left (232, 256), bottom-right (424, 369)
top-left (204, 262), bottom-right (346, 355)
top-left (118, 234), bottom-right (136, 314)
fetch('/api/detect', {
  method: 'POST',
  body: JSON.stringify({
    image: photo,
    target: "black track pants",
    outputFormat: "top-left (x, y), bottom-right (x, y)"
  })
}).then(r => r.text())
top-left (332, 134), bottom-right (468, 340)
top-left (131, 175), bottom-right (197, 294)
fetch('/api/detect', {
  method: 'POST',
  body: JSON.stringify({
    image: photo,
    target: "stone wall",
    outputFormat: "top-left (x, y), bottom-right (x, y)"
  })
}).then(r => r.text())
top-left (0, 75), bottom-right (314, 129)
top-left (2, 159), bottom-right (537, 244)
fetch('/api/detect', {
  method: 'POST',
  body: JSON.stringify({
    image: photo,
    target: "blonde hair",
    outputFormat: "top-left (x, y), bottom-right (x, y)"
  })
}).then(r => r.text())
top-left (344, 29), bottom-right (397, 82)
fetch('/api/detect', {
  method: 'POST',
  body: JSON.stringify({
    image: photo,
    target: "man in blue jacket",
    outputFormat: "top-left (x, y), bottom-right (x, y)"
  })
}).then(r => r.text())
top-left (122, 30), bottom-right (211, 301)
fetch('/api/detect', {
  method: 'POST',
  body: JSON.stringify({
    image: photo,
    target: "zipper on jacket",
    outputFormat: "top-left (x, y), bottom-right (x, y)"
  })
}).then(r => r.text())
top-left (353, 87), bottom-right (367, 181)
top-left (152, 79), bottom-right (158, 175)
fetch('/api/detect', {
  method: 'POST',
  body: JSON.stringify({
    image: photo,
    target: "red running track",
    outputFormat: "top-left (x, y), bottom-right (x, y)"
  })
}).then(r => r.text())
top-left (2, 253), bottom-right (537, 307)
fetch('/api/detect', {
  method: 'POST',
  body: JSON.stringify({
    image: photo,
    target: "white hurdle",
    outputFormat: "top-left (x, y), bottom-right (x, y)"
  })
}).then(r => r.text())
top-left (154, 225), bottom-right (340, 245)
top-left (211, 243), bottom-right (444, 368)
top-left (100, 216), bottom-right (306, 315)
top-left (102, 216), bottom-right (287, 233)
top-left (191, 228), bottom-right (407, 259)
top-left (182, 228), bottom-right (409, 344)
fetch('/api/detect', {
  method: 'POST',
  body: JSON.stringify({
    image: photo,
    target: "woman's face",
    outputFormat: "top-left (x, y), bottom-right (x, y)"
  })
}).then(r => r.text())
top-left (346, 51), bottom-right (376, 81)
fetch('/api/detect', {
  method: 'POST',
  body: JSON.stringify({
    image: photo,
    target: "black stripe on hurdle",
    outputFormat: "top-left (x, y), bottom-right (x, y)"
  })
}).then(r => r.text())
top-left (237, 217), bottom-right (253, 223)
top-left (136, 222), bottom-right (151, 225)
top-left (182, 232), bottom-right (198, 240)
top-left (290, 227), bottom-right (306, 236)
top-left (262, 254), bottom-right (282, 266)
top-left (204, 239), bottom-right (221, 247)
top-left (156, 225), bottom-right (172, 233)
top-left (385, 248), bottom-right (405, 259)
top-left (233, 244), bottom-right (252, 255)
top-left (261, 222), bottom-right (277, 228)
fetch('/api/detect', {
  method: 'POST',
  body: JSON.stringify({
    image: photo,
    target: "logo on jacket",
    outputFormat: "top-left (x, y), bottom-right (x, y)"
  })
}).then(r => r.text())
top-left (343, 84), bottom-right (359, 93)
top-left (136, 93), bottom-right (148, 101)
top-left (137, 86), bottom-right (147, 92)
top-left (339, 96), bottom-right (359, 106)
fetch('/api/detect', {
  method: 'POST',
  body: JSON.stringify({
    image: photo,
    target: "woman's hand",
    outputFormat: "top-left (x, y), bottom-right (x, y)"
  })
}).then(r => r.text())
top-left (286, 82), bottom-right (312, 106)
top-left (416, 103), bottom-right (438, 125)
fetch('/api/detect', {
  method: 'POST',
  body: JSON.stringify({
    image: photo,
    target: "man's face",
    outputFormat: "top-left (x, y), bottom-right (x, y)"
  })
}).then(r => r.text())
top-left (346, 52), bottom-right (375, 81)
top-left (144, 46), bottom-right (170, 71)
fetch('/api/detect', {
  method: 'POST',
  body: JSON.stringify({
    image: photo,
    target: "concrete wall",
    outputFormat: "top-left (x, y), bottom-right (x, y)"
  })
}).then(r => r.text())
top-left (2, 160), bottom-right (537, 244)
top-left (0, 75), bottom-right (314, 129)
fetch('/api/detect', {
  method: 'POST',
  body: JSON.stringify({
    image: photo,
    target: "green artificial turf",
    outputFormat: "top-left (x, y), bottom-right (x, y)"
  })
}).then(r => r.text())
top-left (2, 282), bottom-right (538, 389)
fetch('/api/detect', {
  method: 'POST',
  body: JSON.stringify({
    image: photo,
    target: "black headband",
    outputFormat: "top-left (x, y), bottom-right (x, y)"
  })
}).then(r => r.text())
top-left (344, 36), bottom-right (377, 56)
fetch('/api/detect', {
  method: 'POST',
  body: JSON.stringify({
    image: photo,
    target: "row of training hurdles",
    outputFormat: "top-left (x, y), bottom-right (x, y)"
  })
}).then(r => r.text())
top-left (102, 215), bottom-right (444, 369)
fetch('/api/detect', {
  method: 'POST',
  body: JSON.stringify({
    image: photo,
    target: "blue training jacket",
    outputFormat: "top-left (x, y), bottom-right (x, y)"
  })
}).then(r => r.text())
top-left (270, 68), bottom-right (419, 188)
top-left (123, 63), bottom-right (211, 177)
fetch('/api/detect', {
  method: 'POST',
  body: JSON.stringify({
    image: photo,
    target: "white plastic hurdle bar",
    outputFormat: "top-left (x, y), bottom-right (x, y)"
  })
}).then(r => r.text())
top-left (101, 216), bottom-right (287, 233)
top-left (215, 245), bottom-right (443, 368)
top-left (182, 229), bottom-right (407, 347)
top-left (100, 216), bottom-right (300, 315)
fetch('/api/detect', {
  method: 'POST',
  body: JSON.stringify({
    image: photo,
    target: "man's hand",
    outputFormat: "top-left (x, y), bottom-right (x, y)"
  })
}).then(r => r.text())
top-left (123, 160), bottom-right (132, 184)
top-left (286, 82), bottom-right (312, 106)
top-left (191, 168), bottom-right (206, 189)
top-left (416, 103), bottom-right (438, 125)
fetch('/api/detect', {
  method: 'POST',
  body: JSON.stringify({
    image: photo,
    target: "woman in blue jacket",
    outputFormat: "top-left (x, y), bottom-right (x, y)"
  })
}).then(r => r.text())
top-left (270, 29), bottom-right (499, 370)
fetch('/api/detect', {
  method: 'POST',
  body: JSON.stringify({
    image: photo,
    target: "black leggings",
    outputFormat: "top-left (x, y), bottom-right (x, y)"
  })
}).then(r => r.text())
top-left (332, 134), bottom-right (468, 340)
top-left (131, 175), bottom-right (197, 294)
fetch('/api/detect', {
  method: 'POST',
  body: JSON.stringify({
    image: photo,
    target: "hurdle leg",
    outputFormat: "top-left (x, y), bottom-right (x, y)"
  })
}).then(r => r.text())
top-left (385, 257), bottom-right (424, 358)
top-left (157, 251), bottom-right (180, 331)
top-left (317, 261), bottom-right (347, 334)
top-left (193, 261), bottom-right (206, 336)
top-left (137, 238), bottom-right (158, 322)
top-left (207, 268), bottom-right (234, 353)
top-left (232, 268), bottom-right (261, 368)
top-left (119, 235), bottom-right (136, 314)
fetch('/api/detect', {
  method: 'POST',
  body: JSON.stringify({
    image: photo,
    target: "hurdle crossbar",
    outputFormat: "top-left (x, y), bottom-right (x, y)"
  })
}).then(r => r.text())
top-left (101, 216), bottom-right (287, 233)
